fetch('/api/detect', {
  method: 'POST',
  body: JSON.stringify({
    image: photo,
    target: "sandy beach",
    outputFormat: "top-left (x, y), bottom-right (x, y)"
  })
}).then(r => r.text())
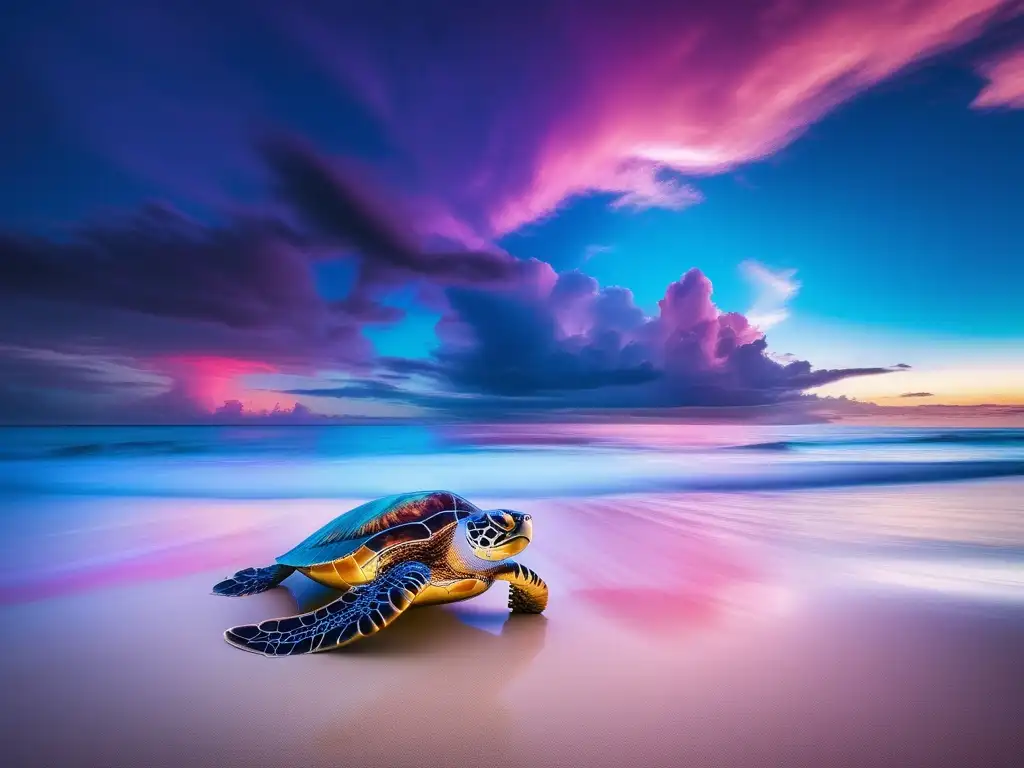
top-left (3, 475), bottom-right (1024, 768)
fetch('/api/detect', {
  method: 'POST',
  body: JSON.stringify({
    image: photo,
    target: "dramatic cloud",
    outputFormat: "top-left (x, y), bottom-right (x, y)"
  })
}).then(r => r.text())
top-left (283, 0), bottom-right (1018, 236)
top-left (6, 0), bottom-right (1013, 422)
top-left (0, 129), bottom-right (902, 422)
top-left (0, 138), bottom-right (553, 422)
top-left (901, 392), bottom-right (936, 398)
top-left (298, 268), bottom-right (894, 411)
top-left (0, 204), bottom-right (369, 368)
top-left (7, 1), bottom-right (1017, 239)
top-left (0, 197), bottom-right (365, 423)
top-left (972, 46), bottom-right (1024, 108)
top-left (261, 136), bottom-right (530, 315)
top-left (0, 345), bottom-right (206, 425)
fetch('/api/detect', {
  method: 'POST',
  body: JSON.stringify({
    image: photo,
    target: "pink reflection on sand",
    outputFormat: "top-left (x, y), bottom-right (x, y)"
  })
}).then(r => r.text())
top-left (531, 495), bottom-right (779, 635)
top-left (0, 529), bottom-right (271, 605)
top-left (0, 500), bottom-right (324, 605)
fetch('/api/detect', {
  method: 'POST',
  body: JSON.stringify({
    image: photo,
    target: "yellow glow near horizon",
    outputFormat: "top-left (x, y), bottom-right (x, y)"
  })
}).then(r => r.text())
top-left (810, 365), bottom-right (1024, 406)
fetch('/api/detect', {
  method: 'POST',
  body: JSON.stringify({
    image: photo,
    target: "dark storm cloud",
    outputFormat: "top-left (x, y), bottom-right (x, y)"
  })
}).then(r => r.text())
top-left (0, 346), bottom-right (206, 425)
top-left (435, 284), bottom-right (659, 397)
top-left (377, 356), bottom-right (444, 377)
top-left (436, 268), bottom-right (893, 407)
top-left (263, 136), bottom-right (522, 284)
top-left (0, 138), bottom-right (562, 423)
top-left (262, 136), bottom-right (420, 268)
top-left (320, 268), bottom-right (895, 411)
top-left (261, 135), bottom-right (548, 326)
top-left (0, 346), bottom-right (353, 425)
top-left (0, 135), bottom-right (558, 424)
top-left (0, 204), bottom-right (369, 369)
top-left (0, 139), bottom-right (897, 421)
top-left (0, 136), bottom-right (534, 374)
top-left (2, 205), bottom-right (304, 329)
top-left (286, 379), bottom-right (410, 402)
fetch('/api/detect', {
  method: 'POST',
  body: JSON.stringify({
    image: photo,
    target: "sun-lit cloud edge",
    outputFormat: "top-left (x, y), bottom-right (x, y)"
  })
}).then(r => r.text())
top-left (972, 44), bottom-right (1024, 108)
top-left (740, 260), bottom-right (800, 331)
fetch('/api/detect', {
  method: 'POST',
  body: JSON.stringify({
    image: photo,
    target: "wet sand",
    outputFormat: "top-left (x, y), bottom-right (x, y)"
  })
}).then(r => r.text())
top-left (2, 486), bottom-right (1024, 767)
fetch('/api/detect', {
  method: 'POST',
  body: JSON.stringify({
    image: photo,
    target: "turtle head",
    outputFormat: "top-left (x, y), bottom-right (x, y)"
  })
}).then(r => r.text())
top-left (464, 509), bottom-right (533, 561)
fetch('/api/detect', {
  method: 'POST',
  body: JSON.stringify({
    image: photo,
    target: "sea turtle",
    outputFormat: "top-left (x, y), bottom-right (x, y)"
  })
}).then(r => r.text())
top-left (213, 490), bottom-right (548, 656)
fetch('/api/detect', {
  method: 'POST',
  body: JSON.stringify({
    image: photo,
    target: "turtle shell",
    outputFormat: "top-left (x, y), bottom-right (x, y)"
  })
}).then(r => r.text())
top-left (275, 490), bottom-right (480, 567)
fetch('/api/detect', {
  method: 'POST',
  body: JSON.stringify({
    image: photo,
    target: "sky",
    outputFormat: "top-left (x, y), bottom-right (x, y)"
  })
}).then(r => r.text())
top-left (1, 0), bottom-right (1023, 424)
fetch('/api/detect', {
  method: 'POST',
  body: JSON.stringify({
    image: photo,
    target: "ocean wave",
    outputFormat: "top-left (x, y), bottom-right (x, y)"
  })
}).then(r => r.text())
top-left (45, 440), bottom-right (207, 458)
top-left (1, 451), bottom-right (1021, 499)
top-left (3, 426), bottom-right (1022, 462)
top-left (736, 430), bottom-right (1024, 452)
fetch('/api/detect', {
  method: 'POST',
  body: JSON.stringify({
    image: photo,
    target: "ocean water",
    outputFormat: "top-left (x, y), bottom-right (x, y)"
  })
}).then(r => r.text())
top-left (0, 423), bottom-right (1022, 605)
top-left (2, 423), bottom-right (1023, 498)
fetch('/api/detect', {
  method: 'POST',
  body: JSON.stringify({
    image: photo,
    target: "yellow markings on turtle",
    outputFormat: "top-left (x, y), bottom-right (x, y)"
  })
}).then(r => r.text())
top-left (299, 555), bottom-right (371, 590)
top-left (354, 545), bottom-right (380, 579)
top-left (494, 563), bottom-right (548, 614)
top-left (413, 578), bottom-right (489, 606)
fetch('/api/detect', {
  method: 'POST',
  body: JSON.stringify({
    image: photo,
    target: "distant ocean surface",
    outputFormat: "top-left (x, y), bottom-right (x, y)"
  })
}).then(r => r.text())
top-left (1, 423), bottom-right (1022, 499)
top-left (1, 423), bottom-right (1022, 608)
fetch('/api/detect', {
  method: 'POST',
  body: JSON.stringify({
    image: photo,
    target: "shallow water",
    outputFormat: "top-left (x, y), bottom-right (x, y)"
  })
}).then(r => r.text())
top-left (2, 423), bottom-right (1023, 499)
top-left (0, 425), bottom-right (1022, 767)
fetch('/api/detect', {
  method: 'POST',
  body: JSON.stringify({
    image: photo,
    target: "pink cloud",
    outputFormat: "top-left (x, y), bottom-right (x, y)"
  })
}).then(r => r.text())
top-left (972, 46), bottom-right (1024, 108)
top-left (154, 355), bottom-right (279, 411)
top-left (15, 1), bottom-right (1017, 243)
top-left (488, 0), bottom-right (1013, 233)
top-left (299, 1), bottom-right (1015, 237)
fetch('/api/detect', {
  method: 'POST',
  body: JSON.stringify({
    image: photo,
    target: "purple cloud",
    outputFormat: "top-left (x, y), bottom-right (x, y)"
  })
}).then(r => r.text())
top-left (280, 0), bottom-right (1017, 237)
top-left (295, 268), bottom-right (895, 411)
top-left (1, 122), bottom-right (905, 423)
top-left (0, 204), bottom-right (368, 369)
top-left (7, 1), bottom-right (1016, 238)
top-left (262, 136), bottom-right (528, 308)
top-left (0, 136), bottom-right (558, 421)
top-left (13, 0), bottom-right (991, 422)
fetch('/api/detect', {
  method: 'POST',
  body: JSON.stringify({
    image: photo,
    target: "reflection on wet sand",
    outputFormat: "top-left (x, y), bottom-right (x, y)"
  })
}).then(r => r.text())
top-left (232, 578), bottom-right (549, 768)
top-left (319, 609), bottom-right (547, 767)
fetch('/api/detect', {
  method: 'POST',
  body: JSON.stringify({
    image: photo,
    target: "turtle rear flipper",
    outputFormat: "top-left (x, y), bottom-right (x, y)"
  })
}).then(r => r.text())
top-left (213, 564), bottom-right (295, 597)
top-left (224, 561), bottom-right (431, 656)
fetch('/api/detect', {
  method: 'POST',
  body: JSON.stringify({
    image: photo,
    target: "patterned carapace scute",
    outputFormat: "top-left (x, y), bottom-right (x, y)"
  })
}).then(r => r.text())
top-left (224, 562), bottom-right (432, 656)
top-left (275, 491), bottom-right (480, 567)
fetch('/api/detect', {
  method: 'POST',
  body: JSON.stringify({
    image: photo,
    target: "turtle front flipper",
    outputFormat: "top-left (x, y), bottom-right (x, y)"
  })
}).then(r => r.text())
top-left (223, 561), bottom-right (431, 656)
top-left (213, 564), bottom-right (295, 596)
top-left (493, 562), bottom-right (548, 614)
